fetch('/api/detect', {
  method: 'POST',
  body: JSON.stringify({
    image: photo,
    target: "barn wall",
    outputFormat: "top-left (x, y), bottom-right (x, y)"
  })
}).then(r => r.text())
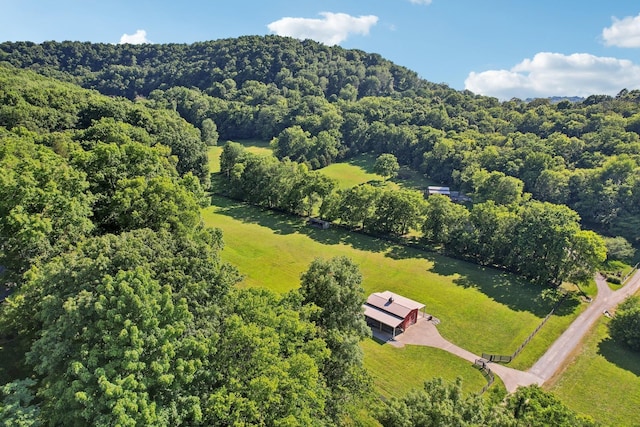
top-left (401, 309), bottom-right (418, 330)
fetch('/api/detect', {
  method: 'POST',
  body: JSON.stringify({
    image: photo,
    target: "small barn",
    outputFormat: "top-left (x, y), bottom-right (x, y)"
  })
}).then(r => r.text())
top-left (427, 186), bottom-right (472, 203)
top-left (363, 291), bottom-right (425, 338)
top-left (427, 186), bottom-right (451, 197)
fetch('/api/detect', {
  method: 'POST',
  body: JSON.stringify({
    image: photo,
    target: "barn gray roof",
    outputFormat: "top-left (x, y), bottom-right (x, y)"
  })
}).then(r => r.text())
top-left (366, 291), bottom-right (425, 318)
top-left (363, 304), bottom-right (404, 328)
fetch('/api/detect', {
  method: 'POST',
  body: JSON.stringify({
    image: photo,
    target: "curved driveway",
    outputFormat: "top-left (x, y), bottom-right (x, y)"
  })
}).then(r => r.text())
top-left (384, 269), bottom-right (640, 393)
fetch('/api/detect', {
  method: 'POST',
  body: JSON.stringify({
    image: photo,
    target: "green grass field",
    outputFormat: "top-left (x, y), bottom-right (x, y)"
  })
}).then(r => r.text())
top-left (319, 151), bottom-right (436, 192)
top-left (208, 144), bottom-right (436, 193)
top-left (319, 153), bottom-right (383, 189)
top-left (550, 316), bottom-right (640, 426)
top-left (208, 146), bottom-right (222, 173)
top-left (202, 195), bottom-right (582, 397)
top-left (361, 338), bottom-right (492, 399)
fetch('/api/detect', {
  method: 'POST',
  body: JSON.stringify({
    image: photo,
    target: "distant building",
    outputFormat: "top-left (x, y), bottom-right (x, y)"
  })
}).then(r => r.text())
top-left (426, 186), bottom-right (471, 203)
top-left (427, 186), bottom-right (451, 196)
top-left (363, 291), bottom-right (425, 338)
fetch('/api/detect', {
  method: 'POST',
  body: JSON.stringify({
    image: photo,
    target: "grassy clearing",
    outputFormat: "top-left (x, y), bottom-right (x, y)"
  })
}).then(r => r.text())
top-left (319, 152), bottom-right (436, 192)
top-left (209, 143), bottom-right (436, 194)
top-left (361, 338), bottom-right (494, 399)
top-left (208, 140), bottom-right (275, 174)
top-left (233, 139), bottom-right (275, 156)
top-left (202, 196), bottom-right (580, 363)
top-left (549, 317), bottom-right (640, 426)
top-left (319, 152), bottom-right (383, 189)
top-left (204, 144), bottom-right (585, 396)
top-left (208, 145), bottom-right (222, 173)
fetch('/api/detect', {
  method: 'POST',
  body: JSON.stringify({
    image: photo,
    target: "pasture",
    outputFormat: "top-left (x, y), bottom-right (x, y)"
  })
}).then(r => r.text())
top-left (319, 151), bottom-right (436, 192)
top-left (202, 195), bottom-right (582, 396)
top-left (318, 153), bottom-right (383, 189)
top-left (208, 143), bottom-right (436, 192)
top-left (550, 317), bottom-right (640, 426)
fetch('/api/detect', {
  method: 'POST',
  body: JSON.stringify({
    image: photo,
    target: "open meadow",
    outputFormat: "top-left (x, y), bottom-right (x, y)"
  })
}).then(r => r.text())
top-left (317, 151), bottom-right (437, 192)
top-left (318, 152), bottom-right (383, 189)
top-left (204, 145), bottom-right (640, 423)
top-left (202, 195), bottom-right (582, 396)
top-left (210, 143), bottom-right (436, 192)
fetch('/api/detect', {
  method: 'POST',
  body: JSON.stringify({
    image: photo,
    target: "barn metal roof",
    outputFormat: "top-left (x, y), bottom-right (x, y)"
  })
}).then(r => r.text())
top-left (366, 291), bottom-right (425, 318)
top-left (363, 304), bottom-right (404, 328)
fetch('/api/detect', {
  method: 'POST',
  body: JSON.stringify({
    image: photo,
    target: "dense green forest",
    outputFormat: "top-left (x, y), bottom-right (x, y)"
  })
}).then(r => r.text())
top-left (0, 65), bottom-right (375, 425)
top-left (0, 36), bottom-right (634, 425)
top-left (2, 36), bottom-right (639, 247)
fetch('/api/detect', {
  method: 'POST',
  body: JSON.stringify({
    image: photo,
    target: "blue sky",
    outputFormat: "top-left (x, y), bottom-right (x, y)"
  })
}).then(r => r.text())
top-left (2, 0), bottom-right (640, 100)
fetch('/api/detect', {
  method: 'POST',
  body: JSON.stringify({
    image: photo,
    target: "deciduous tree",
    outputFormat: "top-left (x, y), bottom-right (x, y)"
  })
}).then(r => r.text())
top-left (609, 296), bottom-right (640, 351)
top-left (299, 256), bottom-right (371, 419)
top-left (373, 153), bottom-right (400, 180)
top-left (0, 134), bottom-right (93, 280)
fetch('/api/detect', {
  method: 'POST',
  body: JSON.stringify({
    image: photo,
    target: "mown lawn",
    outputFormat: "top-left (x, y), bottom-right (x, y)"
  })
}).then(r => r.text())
top-left (202, 196), bottom-right (580, 372)
top-left (361, 338), bottom-right (495, 399)
top-left (550, 317), bottom-right (640, 426)
top-left (208, 145), bottom-right (222, 173)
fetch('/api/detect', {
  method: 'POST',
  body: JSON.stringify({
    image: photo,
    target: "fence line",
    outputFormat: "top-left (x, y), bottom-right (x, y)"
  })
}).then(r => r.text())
top-left (621, 262), bottom-right (639, 284)
top-left (474, 359), bottom-right (495, 394)
top-left (481, 292), bottom-right (568, 364)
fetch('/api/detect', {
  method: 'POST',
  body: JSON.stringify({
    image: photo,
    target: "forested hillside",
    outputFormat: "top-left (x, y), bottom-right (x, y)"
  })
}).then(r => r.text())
top-left (0, 36), bottom-right (426, 99)
top-left (0, 36), bottom-right (635, 425)
top-left (2, 36), bottom-right (639, 246)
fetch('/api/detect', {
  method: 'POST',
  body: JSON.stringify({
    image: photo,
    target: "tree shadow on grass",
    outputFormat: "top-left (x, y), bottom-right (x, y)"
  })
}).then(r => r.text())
top-left (348, 152), bottom-right (377, 173)
top-left (552, 294), bottom-right (581, 316)
top-left (598, 338), bottom-right (640, 377)
top-left (210, 196), bottom-right (579, 318)
top-left (424, 253), bottom-right (583, 317)
top-left (454, 277), bottom-right (550, 317)
top-left (301, 226), bottom-right (390, 254)
top-left (211, 196), bottom-right (300, 235)
top-left (384, 244), bottom-right (434, 261)
top-left (211, 196), bottom-right (390, 253)
top-left (443, 266), bottom-right (555, 317)
top-left (384, 239), bottom-right (568, 317)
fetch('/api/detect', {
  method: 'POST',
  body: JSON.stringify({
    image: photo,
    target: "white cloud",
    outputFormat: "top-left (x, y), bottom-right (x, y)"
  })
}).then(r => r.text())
top-left (119, 29), bottom-right (150, 45)
top-left (267, 12), bottom-right (378, 45)
top-left (464, 52), bottom-right (640, 100)
top-left (602, 14), bottom-right (640, 47)
top-left (409, 0), bottom-right (433, 4)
